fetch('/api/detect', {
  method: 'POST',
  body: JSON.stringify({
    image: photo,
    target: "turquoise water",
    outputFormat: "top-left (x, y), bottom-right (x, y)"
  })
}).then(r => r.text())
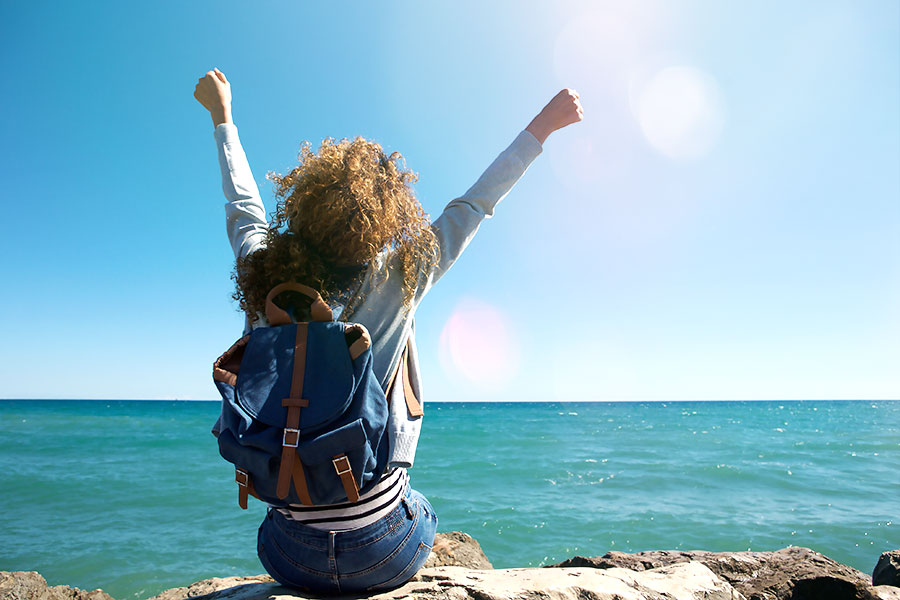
top-left (0, 400), bottom-right (897, 599)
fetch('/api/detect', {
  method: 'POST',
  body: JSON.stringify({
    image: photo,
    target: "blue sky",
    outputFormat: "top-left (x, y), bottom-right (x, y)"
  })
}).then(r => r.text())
top-left (1, 1), bottom-right (897, 401)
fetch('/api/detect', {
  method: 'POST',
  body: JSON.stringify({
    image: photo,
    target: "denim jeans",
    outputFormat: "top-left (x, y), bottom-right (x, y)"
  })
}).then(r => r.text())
top-left (257, 486), bottom-right (438, 594)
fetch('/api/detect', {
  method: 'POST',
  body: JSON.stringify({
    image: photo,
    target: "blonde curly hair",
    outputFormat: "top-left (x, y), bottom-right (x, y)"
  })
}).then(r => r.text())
top-left (233, 136), bottom-right (440, 322)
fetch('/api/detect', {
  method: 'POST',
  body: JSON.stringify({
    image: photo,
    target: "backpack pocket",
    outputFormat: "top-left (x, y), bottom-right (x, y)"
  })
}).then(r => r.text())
top-left (297, 418), bottom-right (376, 505)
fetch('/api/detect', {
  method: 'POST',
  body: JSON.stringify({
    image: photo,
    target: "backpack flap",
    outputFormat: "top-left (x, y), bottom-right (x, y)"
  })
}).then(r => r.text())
top-left (297, 418), bottom-right (375, 504)
top-left (234, 321), bottom-right (355, 432)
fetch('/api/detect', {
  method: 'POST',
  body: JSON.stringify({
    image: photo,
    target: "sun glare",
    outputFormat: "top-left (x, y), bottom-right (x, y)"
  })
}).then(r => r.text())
top-left (553, 1), bottom-right (672, 95)
top-left (438, 297), bottom-right (519, 392)
top-left (630, 65), bottom-right (725, 160)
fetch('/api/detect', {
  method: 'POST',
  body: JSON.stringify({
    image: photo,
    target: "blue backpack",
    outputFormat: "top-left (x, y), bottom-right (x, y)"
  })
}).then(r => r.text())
top-left (212, 282), bottom-right (406, 509)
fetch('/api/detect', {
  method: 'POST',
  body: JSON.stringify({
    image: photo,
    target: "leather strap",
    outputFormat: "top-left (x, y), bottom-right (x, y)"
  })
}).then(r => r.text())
top-left (401, 341), bottom-right (423, 417)
top-left (213, 335), bottom-right (250, 386)
top-left (332, 454), bottom-right (360, 502)
top-left (265, 282), bottom-right (333, 325)
top-left (291, 451), bottom-right (312, 505)
top-left (290, 324), bottom-right (307, 399)
top-left (386, 339), bottom-right (422, 417)
top-left (275, 324), bottom-right (312, 505)
top-left (384, 346), bottom-right (404, 403)
top-left (346, 324), bottom-right (372, 361)
top-left (235, 468), bottom-right (260, 510)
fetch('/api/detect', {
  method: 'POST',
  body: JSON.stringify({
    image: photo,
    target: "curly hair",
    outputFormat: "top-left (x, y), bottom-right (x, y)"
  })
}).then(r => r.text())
top-left (232, 136), bottom-right (440, 323)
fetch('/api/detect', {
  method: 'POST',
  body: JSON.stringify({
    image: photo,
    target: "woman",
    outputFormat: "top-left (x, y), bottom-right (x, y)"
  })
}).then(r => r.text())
top-left (194, 67), bottom-right (582, 593)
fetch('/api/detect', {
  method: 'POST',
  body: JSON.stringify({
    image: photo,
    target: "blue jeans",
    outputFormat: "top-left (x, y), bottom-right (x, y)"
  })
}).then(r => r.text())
top-left (257, 486), bottom-right (438, 594)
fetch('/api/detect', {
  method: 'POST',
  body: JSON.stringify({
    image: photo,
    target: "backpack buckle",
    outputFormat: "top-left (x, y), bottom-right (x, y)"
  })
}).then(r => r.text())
top-left (332, 455), bottom-right (352, 475)
top-left (332, 454), bottom-right (360, 502)
top-left (235, 468), bottom-right (250, 510)
top-left (235, 468), bottom-right (249, 487)
top-left (283, 428), bottom-right (300, 448)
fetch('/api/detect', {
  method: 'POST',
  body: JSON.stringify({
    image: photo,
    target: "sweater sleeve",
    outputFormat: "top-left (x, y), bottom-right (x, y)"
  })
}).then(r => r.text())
top-left (381, 130), bottom-right (542, 468)
top-left (214, 123), bottom-right (268, 260)
top-left (416, 129), bottom-right (543, 301)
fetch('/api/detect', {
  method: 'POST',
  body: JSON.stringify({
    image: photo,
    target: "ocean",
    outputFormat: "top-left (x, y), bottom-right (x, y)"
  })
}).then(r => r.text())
top-left (0, 400), bottom-right (897, 599)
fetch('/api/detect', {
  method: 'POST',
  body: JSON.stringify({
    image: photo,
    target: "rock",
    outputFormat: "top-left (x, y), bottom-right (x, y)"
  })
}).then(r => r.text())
top-left (421, 531), bottom-right (493, 569)
top-left (550, 545), bottom-right (885, 600)
top-left (148, 576), bottom-right (275, 600)
top-left (0, 571), bottom-right (113, 600)
top-left (15, 537), bottom-right (900, 600)
top-left (872, 585), bottom-right (900, 600)
top-left (146, 562), bottom-right (744, 600)
top-left (874, 551), bottom-right (900, 587)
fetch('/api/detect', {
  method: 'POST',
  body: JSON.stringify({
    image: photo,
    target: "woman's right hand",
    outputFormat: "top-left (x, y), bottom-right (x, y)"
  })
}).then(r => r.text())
top-left (194, 68), bottom-right (233, 127)
top-left (525, 88), bottom-right (583, 145)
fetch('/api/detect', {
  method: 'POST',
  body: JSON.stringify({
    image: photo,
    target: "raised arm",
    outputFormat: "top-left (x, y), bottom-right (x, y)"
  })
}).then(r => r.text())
top-left (194, 67), bottom-right (233, 128)
top-left (417, 89), bottom-right (583, 299)
top-left (194, 68), bottom-right (268, 259)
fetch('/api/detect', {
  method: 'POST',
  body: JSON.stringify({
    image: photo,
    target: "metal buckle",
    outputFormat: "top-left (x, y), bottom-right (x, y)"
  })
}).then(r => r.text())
top-left (283, 428), bottom-right (300, 448)
top-left (332, 455), bottom-right (352, 475)
top-left (235, 468), bottom-right (249, 487)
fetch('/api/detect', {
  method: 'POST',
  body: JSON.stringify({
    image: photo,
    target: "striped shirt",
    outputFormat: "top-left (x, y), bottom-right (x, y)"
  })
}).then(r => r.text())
top-left (273, 468), bottom-right (409, 531)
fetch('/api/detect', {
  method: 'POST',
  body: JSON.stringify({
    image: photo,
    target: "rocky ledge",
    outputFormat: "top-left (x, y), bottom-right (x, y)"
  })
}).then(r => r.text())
top-left (2, 535), bottom-right (898, 600)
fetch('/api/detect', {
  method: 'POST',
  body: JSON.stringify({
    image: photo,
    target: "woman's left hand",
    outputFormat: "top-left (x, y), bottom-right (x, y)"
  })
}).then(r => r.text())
top-left (194, 67), bottom-right (233, 127)
top-left (526, 89), bottom-right (583, 145)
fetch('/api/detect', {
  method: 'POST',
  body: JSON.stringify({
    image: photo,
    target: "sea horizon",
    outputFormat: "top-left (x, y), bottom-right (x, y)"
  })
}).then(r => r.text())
top-left (3, 398), bottom-right (898, 403)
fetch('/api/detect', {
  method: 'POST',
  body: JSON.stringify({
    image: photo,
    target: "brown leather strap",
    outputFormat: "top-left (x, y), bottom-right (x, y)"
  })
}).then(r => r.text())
top-left (265, 282), bottom-right (333, 325)
top-left (332, 454), bottom-right (360, 502)
top-left (401, 341), bottom-right (423, 417)
top-left (213, 335), bottom-right (250, 386)
top-left (346, 324), bottom-right (372, 361)
top-left (290, 324), bottom-right (307, 398)
top-left (276, 325), bottom-right (310, 500)
top-left (276, 441), bottom-right (296, 499)
top-left (236, 468), bottom-right (256, 510)
top-left (385, 349), bottom-right (403, 404)
top-left (291, 454), bottom-right (313, 505)
top-left (386, 339), bottom-right (422, 418)
top-left (276, 398), bottom-right (308, 499)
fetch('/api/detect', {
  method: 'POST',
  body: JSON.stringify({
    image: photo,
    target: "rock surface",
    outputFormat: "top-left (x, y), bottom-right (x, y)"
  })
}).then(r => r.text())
top-left (148, 577), bottom-right (276, 600)
top-left (422, 531), bottom-right (493, 569)
top-left (148, 563), bottom-right (742, 600)
top-left (874, 551), bottom-right (900, 587)
top-left (0, 571), bottom-right (113, 600)
top-left (550, 545), bottom-right (897, 600)
top-left (9, 536), bottom-right (900, 600)
top-left (872, 586), bottom-right (900, 600)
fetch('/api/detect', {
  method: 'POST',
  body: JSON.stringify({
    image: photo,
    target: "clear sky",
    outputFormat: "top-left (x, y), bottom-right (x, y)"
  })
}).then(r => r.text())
top-left (1, 1), bottom-right (897, 401)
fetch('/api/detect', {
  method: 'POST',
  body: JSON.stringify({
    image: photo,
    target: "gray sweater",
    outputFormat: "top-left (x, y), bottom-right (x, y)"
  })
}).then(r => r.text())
top-left (213, 122), bottom-right (542, 468)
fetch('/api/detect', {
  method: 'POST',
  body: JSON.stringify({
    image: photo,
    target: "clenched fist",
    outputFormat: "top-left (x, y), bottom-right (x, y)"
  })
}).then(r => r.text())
top-left (194, 67), bottom-right (233, 127)
top-left (526, 89), bottom-right (584, 145)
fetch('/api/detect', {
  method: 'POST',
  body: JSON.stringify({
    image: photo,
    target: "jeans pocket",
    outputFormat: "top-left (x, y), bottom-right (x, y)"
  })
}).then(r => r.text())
top-left (258, 525), bottom-right (302, 590)
top-left (366, 541), bottom-right (432, 592)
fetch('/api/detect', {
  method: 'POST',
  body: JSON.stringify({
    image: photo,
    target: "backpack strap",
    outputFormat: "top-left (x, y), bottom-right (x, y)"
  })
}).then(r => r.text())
top-left (332, 454), bottom-right (360, 502)
top-left (386, 339), bottom-right (423, 418)
top-left (235, 468), bottom-right (260, 510)
top-left (275, 323), bottom-right (313, 505)
top-left (266, 283), bottom-right (333, 324)
top-left (400, 341), bottom-right (423, 417)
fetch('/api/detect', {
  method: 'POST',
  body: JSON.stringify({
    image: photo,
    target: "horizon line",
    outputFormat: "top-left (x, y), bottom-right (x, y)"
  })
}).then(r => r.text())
top-left (1, 398), bottom-right (898, 403)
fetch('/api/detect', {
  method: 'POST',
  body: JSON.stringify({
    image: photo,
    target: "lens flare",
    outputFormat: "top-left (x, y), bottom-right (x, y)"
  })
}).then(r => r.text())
top-left (438, 297), bottom-right (519, 392)
top-left (630, 65), bottom-right (725, 160)
top-left (553, 1), bottom-right (673, 97)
